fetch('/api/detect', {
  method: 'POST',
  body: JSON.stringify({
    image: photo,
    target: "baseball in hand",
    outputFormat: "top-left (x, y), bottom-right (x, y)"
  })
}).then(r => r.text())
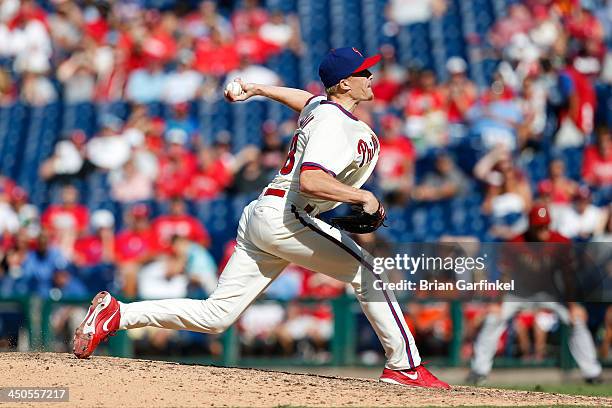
top-left (225, 81), bottom-right (243, 97)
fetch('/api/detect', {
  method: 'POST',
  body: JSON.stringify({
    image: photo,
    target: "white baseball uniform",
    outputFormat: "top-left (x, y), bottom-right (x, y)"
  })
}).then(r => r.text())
top-left (471, 300), bottom-right (602, 378)
top-left (118, 96), bottom-right (421, 370)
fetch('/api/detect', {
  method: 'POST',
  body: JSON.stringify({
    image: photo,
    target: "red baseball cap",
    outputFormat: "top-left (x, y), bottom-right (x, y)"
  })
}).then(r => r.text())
top-left (529, 205), bottom-right (551, 227)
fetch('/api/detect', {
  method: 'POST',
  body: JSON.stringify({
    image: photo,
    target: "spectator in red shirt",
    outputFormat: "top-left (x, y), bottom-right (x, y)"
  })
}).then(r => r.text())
top-left (259, 10), bottom-right (303, 55)
top-left (376, 114), bottom-right (415, 205)
top-left (152, 197), bottom-right (210, 251)
top-left (0, 173), bottom-right (16, 198)
top-left (442, 57), bottom-right (477, 125)
top-left (73, 209), bottom-right (115, 267)
top-left (145, 116), bottom-right (166, 156)
top-left (115, 204), bottom-right (157, 297)
top-left (300, 269), bottom-right (344, 299)
top-left (370, 45), bottom-right (405, 104)
top-left (41, 184), bottom-right (89, 235)
top-left (155, 129), bottom-right (197, 200)
top-left (404, 69), bottom-right (448, 149)
top-left (509, 204), bottom-right (569, 243)
top-left (404, 70), bottom-right (446, 117)
top-left (231, 0), bottom-right (269, 33)
top-left (557, 54), bottom-right (597, 146)
top-left (194, 27), bottom-right (240, 76)
top-left (565, 3), bottom-right (605, 59)
top-left (115, 204), bottom-right (156, 264)
top-left (371, 60), bottom-right (403, 104)
top-left (69, 209), bottom-right (115, 294)
top-left (537, 158), bottom-right (578, 204)
top-left (582, 125), bottom-right (612, 188)
top-left (235, 22), bottom-right (279, 64)
top-left (142, 13), bottom-right (178, 64)
top-left (81, 2), bottom-right (109, 44)
top-left (186, 146), bottom-right (233, 201)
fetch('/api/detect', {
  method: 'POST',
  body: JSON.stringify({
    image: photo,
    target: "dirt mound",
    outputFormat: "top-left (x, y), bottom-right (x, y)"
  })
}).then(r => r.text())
top-left (0, 352), bottom-right (609, 407)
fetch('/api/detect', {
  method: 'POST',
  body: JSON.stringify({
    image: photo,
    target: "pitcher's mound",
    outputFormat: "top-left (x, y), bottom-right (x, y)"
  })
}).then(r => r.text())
top-left (1, 352), bottom-right (609, 407)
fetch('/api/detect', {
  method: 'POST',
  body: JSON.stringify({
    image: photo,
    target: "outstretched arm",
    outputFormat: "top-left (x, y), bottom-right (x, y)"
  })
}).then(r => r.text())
top-left (224, 78), bottom-right (315, 112)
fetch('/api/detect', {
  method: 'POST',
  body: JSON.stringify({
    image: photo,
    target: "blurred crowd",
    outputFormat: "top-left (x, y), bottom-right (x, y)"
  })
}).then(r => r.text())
top-left (0, 0), bottom-right (301, 105)
top-left (0, 0), bottom-right (610, 361)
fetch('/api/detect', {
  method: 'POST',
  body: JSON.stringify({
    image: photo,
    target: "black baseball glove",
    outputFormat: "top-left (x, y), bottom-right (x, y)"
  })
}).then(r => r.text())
top-left (329, 201), bottom-right (387, 234)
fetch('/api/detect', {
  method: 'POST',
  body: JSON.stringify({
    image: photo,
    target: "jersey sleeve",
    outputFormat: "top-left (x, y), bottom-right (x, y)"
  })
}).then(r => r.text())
top-left (303, 95), bottom-right (326, 110)
top-left (301, 114), bottom-right (353, 177)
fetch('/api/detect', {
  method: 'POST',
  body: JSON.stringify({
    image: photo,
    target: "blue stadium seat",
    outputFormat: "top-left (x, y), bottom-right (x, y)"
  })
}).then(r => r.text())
top-left (63, 102), bottom-right (97, 138)
top-left (524, 152), bottom-right (549, 184)
top-left (297, 0), bottom-right (331, 84)
top-left (99, 101), bottom-right (131, 121)
top-left (267, 50), bottom-right (300, 88)
top-left (0, 103), bottom-right (29, 179)
top-left (557, 147), bottom-right (584, 181)
top-left (18, 103), bottom-right (61, 191)
top-left (265, 0), bottom-right (297, 13)
top-left (329, 0), bottom-right (364, 51)
top-left (231, 193), bottom-right (258, 223)
top-left (194, 196), bottom-right (237, 261)
top-left (198, 99), bottom-right (231, 144)
top-left (147, 102), bottom-right (165, 118)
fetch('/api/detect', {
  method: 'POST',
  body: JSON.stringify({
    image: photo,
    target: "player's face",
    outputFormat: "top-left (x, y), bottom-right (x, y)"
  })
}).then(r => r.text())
top-left (346, 69), bottom-right (374, 101)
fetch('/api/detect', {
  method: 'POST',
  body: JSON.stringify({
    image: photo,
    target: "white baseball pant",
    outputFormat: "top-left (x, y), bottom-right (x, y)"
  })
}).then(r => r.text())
top-left (119, 195), bottom-right (421, 370)
top-left (471, 300), bottom-right (602, 378)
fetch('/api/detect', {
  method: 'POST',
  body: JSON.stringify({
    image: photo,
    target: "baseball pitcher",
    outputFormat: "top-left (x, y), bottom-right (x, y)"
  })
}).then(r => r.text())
top-left (73, 47), bottom-right (449, 389)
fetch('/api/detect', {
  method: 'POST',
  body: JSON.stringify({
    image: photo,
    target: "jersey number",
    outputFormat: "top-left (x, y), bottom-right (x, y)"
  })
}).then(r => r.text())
top-left (280, 134), bottom-right (299, 175)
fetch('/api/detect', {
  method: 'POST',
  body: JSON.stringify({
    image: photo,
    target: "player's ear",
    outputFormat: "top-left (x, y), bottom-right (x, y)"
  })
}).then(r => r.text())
top-left (338, 78), bottom-right (351, 93)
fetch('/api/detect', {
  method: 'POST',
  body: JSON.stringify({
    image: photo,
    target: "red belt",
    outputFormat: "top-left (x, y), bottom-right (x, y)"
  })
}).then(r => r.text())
top-left (263, 188), bottom-right (286, 198)
top-left (263, 188), bottom-right (315, 214)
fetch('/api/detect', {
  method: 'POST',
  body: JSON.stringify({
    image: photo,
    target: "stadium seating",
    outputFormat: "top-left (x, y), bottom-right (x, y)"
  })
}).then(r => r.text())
top-left (0, 0), bottom-right (609, 264)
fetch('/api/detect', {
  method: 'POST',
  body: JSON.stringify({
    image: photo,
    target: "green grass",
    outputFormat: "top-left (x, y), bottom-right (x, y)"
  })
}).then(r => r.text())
top-left (488, 383), bottom-right (612, 397)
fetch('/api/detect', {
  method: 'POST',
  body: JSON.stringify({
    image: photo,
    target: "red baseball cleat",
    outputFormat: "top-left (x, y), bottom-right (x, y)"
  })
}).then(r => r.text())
top-left (380, 365), bottom-right (451, 389)
top-left (73, 291), bottom-right (121, 359)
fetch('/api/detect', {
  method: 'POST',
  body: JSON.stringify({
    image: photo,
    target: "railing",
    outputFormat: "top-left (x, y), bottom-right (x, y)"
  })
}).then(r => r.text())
top-left (0, 296), bottom-right (582, 370)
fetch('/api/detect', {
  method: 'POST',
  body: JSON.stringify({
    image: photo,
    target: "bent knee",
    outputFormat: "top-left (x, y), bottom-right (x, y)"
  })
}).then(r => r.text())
top-left (203, 299), bottom-right (240, 334)
top-left (207, 317), bottom-right (233, 334)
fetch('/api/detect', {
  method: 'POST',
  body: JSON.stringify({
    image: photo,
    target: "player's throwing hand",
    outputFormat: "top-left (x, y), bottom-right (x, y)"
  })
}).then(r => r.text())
top-left (224, 78), bottom-right (257, 102)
